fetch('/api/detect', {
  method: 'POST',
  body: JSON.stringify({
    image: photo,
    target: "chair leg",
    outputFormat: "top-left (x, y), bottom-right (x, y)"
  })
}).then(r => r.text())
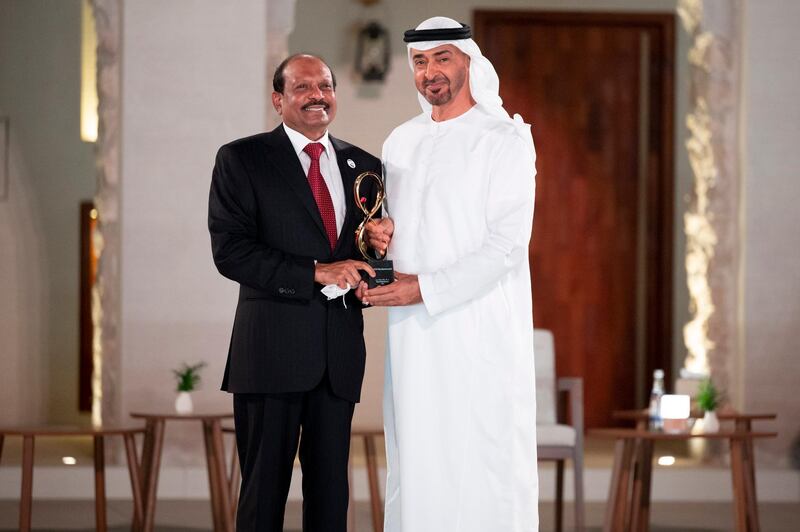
top-left (573, 449), bottom-right (585, 532)
top-left (555, 459), bottom-right (564, 532)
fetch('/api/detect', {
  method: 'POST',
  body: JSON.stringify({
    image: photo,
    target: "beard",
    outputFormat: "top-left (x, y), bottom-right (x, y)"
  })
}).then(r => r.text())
top-left (418, 69), bottom-right (468, 107)
top-left (420, 76), bottom-right (452, 105)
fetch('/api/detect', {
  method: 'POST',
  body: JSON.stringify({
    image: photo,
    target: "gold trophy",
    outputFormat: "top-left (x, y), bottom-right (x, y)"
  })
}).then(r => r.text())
top-left (354, 171), bottom-right (394, 288)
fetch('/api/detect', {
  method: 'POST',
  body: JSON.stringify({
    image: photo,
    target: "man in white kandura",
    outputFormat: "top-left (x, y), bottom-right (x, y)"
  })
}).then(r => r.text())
top-left (359, 16), bottom-right (539, 532)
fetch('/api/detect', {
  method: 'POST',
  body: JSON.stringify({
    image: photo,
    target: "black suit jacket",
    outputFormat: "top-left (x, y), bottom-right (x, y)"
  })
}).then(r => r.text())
top-left (208, 125), bottom-right (381, 403)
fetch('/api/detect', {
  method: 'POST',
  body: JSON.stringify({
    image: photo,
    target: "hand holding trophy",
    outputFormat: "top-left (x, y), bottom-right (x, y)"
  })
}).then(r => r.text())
top-left (354, 171), bottom-right (394, 288)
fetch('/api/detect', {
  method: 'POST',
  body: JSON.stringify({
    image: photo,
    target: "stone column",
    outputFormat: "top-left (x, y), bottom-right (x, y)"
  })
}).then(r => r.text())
top-left (90, 0), bottom-right (122, 427)
top-left (265, 0), bottom-right (297, 129)
top-left (678, 0), bottom-right (743, 407)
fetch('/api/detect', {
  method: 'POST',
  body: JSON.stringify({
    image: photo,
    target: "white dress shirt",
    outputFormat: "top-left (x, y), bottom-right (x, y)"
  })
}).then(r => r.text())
top-left (282, 123), bottom-right (346, 237)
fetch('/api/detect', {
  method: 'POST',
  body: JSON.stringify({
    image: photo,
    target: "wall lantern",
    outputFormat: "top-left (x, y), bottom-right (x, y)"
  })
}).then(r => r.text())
top-left (355, 21), bottom-right (390, 82)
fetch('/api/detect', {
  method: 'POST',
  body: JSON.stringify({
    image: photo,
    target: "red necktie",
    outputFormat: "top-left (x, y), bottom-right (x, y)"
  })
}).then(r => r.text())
top-left (303, 142), bottom-right (338, 251)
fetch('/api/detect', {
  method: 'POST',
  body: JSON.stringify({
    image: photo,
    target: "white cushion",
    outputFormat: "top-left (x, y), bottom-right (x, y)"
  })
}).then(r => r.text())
top-left (533, 329), bottom-right (557, 425)
top-left (536, 423), bottom-right (576, 447)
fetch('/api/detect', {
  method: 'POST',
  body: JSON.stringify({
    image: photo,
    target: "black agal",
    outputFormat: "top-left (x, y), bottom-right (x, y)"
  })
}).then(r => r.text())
top-left (403, 23), bottom-right (472, 43)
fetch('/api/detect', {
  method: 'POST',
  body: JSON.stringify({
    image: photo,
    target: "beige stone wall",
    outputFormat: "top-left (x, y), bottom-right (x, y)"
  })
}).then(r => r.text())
top-left (117, 0), bottom-right (268, 462)
top-left (741, 0), bottom-right (800, 466)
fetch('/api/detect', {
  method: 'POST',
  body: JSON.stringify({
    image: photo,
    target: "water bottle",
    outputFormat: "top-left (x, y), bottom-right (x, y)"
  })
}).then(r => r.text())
top-left (648, 369), bottom-right (665, 430)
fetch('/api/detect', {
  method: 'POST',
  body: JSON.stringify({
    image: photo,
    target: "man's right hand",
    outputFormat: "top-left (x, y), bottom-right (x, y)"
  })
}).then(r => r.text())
top-left (365, 217), bottom-right (394, 256)
top-left (315, 260), bottom-right (376, 289)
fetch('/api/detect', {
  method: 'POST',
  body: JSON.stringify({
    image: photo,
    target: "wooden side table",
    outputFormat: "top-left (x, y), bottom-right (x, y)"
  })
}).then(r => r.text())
top-left (129, 411), bottom-right (236, 532)
top-left (0, 425), bottom-right (145, 532)
top-left (613, 408), bottom-right (776, 529)
top-left (590, 426), bottom-right (777, 532)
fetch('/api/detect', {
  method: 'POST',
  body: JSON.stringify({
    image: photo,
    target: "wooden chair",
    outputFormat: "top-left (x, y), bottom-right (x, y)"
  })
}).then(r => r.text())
top-left (534, 328), bottom-right (585, 532)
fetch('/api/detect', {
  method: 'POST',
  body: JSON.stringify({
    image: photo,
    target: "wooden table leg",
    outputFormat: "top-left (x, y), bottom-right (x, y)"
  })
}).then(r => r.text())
top-left (730, 438), bottom-right (749, 532)
top-left (140, 419), bottom-right (165, 532)
top-left (94, 435), bottom-right (108, 532)
top-left (228, 435), bottom-right (240, 524)
top-left (123, 432), bottom-right (144, 531)
top-left (213, 421), bottom-right (235, 532)
top-left (202, 421), bottom-right (223, 531)
top-left (742, 439), bottom-right (761, 531)
top-left (629, 439), bottom-right (653, 532)
top-left (735, 421), bottom-right (761, 531)
top-left (364, 434), bottom-right (384, 532)
top-left (603, 438), bottom-right (635, 532)
top-left (622, 440), bottom-right (638, 532)
top-left (573, 447), bottom-right (585, 532)
top-left (204, 420), bottom-right (234, 532)
top-left (19, 435), bottom-right (34, 532)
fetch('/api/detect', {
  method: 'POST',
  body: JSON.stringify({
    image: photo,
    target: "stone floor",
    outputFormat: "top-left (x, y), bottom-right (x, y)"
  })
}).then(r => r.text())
top-left (2, 433), bottom-right (797, 530)
top-left (1, 500), bottom-right (799, 531)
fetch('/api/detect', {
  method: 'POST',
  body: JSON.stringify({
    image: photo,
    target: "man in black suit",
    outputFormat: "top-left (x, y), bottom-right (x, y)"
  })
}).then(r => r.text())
top-left (208, 53), bottom-right (380, 532)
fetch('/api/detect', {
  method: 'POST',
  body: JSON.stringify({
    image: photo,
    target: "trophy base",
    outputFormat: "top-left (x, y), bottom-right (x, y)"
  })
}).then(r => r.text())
top-left (362, 259), bottom-right (394, 289)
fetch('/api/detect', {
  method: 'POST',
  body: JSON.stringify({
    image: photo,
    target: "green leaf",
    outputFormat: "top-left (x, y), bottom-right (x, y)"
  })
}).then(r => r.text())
top-left (173, 361), bottom-right (207, 392)
top-left (696, 378), bottom-right (720, 412)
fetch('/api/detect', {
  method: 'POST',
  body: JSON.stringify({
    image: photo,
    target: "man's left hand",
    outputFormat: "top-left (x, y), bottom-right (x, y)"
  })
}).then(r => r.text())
top-left (362, 272), bottom-right (422, 306)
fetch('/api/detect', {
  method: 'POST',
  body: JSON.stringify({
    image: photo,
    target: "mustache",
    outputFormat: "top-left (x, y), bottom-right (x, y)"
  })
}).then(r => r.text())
top-left (302, 99), bottom-right (330, 110)
top-left (423, 75), bottom-right (449, 88)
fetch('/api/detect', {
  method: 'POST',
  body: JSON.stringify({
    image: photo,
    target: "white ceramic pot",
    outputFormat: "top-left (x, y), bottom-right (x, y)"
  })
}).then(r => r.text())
top-left (175, 391), bottom-right (194, 415)
top-left (702, 410), bottom-right (720, 433)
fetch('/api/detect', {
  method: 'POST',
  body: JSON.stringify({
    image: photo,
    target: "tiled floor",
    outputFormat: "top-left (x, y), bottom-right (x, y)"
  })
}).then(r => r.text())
top-left (1, 500), bottom-right (799, 531)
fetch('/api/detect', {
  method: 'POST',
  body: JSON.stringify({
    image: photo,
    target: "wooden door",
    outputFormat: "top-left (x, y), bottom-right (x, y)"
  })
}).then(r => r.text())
top-left (475, 11), bottom-right (674, 428)
top-left (79, 201), bottom-right (97, 412)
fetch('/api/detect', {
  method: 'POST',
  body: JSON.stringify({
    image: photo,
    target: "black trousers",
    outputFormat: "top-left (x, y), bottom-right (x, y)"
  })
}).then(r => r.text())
top-left (233, 376), bottom-right (355, 532)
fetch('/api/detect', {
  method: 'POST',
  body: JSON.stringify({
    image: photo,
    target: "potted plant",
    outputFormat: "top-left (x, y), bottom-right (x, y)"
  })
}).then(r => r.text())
top-left (173, 362), bottom-right (207, 414)
top-left (697, 378), bottom-right (721, 433)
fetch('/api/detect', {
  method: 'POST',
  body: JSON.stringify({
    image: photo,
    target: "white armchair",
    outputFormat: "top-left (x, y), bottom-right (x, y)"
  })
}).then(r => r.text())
top-left (535, 328), bottom-right (585, 532)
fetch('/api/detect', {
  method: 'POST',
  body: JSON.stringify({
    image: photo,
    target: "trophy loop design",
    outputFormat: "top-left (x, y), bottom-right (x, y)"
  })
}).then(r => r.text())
top-left (353, 171), bottom-right (394, 287)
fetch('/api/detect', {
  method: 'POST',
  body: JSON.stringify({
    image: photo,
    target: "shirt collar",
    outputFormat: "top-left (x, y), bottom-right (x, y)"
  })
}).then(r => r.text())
top-left (282, 123), bottom-right (332, 158)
